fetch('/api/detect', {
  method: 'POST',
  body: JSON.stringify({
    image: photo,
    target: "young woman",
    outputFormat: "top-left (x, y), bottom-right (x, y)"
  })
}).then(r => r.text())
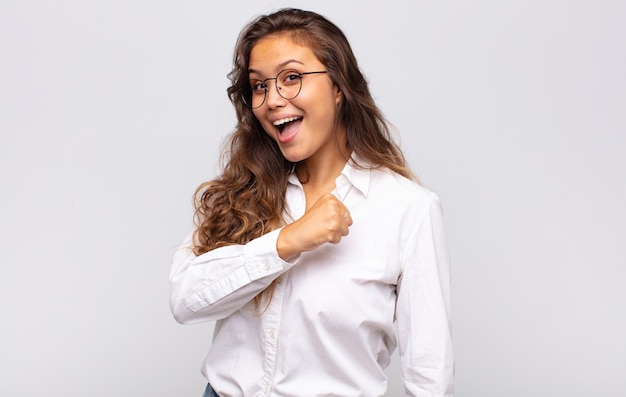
top-left (170, 8), bottom-right (453, 397)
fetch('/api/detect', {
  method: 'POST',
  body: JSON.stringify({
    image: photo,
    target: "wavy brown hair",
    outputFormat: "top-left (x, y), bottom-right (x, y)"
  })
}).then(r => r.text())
top-left (193, 8), bottom-right (414, 304)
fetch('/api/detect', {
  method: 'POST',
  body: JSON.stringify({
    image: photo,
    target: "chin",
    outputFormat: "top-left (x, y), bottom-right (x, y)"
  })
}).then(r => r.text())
top-left (279, 148), bottom-right (308, 163)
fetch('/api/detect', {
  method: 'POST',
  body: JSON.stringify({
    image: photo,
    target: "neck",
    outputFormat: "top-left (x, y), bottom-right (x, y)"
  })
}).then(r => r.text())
top-left (297, 133), bottom-right (350, 187)
top-left (296, 135), bottom-right (350, 207)
top-left (298, 153), bottom-right (347, 186)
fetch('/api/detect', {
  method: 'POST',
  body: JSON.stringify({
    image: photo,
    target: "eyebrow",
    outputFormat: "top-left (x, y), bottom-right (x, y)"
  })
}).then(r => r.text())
top-left (248, 59), bottom-right (305, 75)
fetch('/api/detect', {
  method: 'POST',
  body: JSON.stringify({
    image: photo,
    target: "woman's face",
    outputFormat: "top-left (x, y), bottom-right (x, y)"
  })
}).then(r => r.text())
top-left (249, 33), bottom-right (343, 164)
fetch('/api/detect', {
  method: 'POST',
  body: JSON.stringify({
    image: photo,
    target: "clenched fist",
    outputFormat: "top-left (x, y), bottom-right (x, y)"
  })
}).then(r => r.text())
top-left (277, 193), bottom-right (353, 260)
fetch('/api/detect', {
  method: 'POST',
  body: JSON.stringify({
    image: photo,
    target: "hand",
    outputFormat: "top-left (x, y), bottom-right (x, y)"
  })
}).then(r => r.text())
top-left (277, 193), bottom-right (353, 260)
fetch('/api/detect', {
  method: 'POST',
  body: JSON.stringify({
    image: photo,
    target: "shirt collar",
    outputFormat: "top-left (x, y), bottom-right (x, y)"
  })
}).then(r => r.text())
top-left (287, 153), bottom-right (372, 199)
top-left (338, 153), bottom-right (371, 198)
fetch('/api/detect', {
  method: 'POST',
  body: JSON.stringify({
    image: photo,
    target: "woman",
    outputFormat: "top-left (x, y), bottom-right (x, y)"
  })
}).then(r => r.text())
top-left (170, 8), bottom-right (453, 397)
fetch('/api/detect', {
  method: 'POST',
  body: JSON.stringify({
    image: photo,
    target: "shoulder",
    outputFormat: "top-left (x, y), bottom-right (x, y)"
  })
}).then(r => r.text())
top-left (365, 169), bottom-right (447, 250)
top-left (361, 168), bottom-right (444, 244)
top-left (368, 167), bottom-right (437, 208)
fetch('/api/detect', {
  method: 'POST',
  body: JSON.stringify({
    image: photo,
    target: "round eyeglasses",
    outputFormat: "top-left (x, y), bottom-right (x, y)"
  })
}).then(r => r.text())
top-left (242, 69), bottom-right (328, 109)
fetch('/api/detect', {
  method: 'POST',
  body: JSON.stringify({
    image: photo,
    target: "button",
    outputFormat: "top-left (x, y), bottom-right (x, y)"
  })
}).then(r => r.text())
top-left (269, 330), bottom-right (275, 339)
top-left (276, 276), bottom-right (283, 283)
top-left (264, 262), bottom-right (270, 270)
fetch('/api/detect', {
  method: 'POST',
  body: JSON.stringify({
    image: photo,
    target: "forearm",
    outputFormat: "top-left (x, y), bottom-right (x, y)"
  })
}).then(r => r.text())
top-left (169, 228), bottom-right (296, 324)
top-left (397, 194), bottom-right (454, 396)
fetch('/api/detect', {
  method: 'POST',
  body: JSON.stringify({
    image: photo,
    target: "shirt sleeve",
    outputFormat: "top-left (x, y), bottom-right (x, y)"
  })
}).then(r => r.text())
top-left (396, 194), bottom-right (454, 396)
top-left (169, 228), bottom-right (297, 324)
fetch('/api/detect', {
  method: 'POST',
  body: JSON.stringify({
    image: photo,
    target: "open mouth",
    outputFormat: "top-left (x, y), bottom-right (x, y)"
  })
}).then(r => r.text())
top-left (272, 116), bottom-right (303, 144)
top-left (273, 116), bottom-right (302, 134)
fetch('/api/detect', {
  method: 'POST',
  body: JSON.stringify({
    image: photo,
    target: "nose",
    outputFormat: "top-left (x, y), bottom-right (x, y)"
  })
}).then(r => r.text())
top-left (265, 79), bottom-right (287, 108)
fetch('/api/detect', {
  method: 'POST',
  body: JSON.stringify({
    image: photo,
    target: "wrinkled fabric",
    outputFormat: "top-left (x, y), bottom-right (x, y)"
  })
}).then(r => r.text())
top-left (170, 157), bottom-right (454, 397)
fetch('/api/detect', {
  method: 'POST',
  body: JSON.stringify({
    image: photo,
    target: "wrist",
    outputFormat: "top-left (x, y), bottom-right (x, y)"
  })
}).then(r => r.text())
top-left (276, 225), bottom-right (300, 261)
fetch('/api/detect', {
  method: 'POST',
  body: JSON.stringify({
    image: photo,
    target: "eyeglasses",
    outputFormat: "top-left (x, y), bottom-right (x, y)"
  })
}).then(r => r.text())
top-left (243, 69), bottom-right (328, 109)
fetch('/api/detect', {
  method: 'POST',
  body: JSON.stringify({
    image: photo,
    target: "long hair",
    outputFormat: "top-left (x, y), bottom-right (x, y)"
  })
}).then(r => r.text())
top-left (193, 8), bottom-right (414, 305)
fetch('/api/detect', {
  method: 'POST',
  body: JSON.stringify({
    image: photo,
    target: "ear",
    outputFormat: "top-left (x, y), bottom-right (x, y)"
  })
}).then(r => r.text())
top-left (334, 86), bottom-right (343, 105)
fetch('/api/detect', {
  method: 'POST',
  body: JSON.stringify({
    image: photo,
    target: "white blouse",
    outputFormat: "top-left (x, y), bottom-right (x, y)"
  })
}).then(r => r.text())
top-left (170, 159), bottom-right (454, 397)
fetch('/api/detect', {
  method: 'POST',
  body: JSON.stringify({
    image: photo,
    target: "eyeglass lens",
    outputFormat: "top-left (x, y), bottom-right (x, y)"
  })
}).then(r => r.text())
top-left (248, 69), bottom-right (304, 109)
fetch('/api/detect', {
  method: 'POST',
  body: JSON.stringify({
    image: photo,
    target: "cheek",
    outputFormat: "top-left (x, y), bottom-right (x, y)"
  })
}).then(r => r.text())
top-left (252, 108), bottom-right (263, 122)
top-left (252, 110), bottom-right (272, 132)
top-left (297, 89), bottom-right (337, 116)
top-left (309, 94), bottom-right (339, 122)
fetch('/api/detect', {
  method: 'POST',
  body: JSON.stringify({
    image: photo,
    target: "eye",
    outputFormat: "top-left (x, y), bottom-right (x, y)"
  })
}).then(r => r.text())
top-left (280, 70), bottom-right (302, 86)
top-left (250, 80), bottom-right (267, 93)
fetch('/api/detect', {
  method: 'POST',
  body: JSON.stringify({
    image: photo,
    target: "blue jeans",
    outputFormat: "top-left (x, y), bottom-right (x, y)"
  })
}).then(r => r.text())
top-left (202, 383), bottom-right (220, 397)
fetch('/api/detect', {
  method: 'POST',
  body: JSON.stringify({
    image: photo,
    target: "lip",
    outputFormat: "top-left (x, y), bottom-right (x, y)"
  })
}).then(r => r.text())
top-left (266, 113), bottom-right (302, 144)
top-left (269, 114), bottom-right (302, 124)
top-left (275, 117), bottom-right (302, 145)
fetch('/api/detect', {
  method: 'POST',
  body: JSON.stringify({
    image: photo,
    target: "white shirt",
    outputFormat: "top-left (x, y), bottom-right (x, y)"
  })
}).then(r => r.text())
top-left (170, 158), bottom-right (454, 397)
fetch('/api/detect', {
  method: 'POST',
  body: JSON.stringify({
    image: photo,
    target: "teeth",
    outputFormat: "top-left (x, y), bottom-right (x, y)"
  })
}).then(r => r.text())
top-left (273, 116), bottom-right (301, 126)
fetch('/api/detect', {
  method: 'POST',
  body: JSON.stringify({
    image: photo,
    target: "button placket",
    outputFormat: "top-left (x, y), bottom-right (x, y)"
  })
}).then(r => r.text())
top-left (258, 272), bottom-right (287, 395)
top-left (284, 181), bottom-right (306, 222)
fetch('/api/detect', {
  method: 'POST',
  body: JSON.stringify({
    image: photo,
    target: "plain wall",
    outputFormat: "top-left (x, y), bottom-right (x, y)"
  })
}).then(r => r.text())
top-left (1, 0), bottom-right (625, 396)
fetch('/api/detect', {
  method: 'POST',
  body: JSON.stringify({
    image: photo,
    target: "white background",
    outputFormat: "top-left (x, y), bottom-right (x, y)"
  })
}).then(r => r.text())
top-left (1, 0), bottom-right (625, 396)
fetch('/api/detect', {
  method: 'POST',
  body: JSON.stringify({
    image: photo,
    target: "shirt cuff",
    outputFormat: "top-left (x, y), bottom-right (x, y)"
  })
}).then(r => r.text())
top-left (242, 228), bottom-right (297, 278)
top-left (185, 229), bottom-right (295, 311)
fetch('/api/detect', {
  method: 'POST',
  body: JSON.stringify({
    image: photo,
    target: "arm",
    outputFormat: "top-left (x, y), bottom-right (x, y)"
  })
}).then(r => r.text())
top-left (169, 228), bottom-right (296, 324)
top-left (170, 193), bottom-right (352, 324)
top-left (396, 194), bottom-right (454, 396)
